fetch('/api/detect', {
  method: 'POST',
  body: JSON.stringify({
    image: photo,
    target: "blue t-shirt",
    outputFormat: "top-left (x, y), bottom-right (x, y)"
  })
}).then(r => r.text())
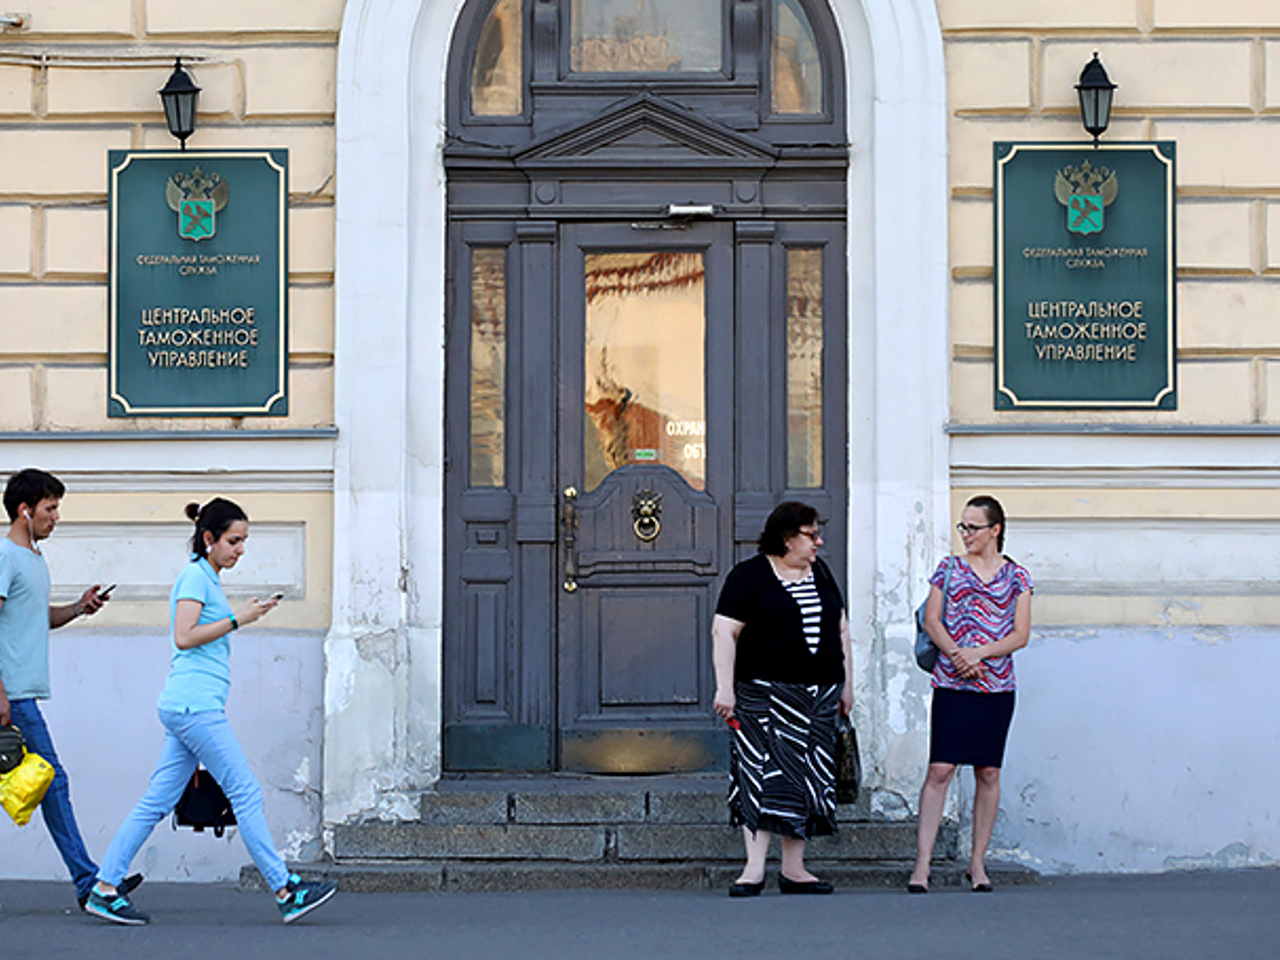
top-left (157, 557), bottom-right (234, 713)
top-left (0, 538), bottom-right (52, 700)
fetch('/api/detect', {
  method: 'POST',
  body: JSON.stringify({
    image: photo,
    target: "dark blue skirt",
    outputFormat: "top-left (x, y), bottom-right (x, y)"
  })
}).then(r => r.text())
top-left (929, 687), bottom-right (1015, 768)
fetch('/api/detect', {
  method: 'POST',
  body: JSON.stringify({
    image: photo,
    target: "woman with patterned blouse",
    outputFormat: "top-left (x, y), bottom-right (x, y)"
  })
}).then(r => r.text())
top-left (908, 495), bottom-right (1032, 894)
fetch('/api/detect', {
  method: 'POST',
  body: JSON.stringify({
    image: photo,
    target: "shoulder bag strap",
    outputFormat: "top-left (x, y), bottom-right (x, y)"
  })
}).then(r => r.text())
top-left (940, 556), bottom-right (955, 620)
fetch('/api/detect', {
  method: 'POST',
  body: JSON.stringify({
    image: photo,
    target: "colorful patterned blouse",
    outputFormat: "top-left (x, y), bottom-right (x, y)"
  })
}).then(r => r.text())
top-left (928, 557), bottom-right (1033, 694)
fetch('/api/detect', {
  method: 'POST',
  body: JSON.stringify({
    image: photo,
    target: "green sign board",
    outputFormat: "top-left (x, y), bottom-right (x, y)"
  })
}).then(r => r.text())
top-left (995, 142), bottom-right (1175, 409)
top-left (109, 149), bottom-right (288, 416)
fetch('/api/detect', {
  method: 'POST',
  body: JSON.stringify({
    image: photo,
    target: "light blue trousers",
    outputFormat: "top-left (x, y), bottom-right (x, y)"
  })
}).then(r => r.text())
top-left (98, 708), bottom-right (290, 892)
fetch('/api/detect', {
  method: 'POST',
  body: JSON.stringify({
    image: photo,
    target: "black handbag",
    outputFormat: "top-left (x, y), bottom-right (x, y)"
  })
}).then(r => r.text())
top-left (173, 767), bottom-right (237, 838)
top-left (0, 724), bottom-right (26, 775)
top-left (834, 712), bottom-right (861, 805)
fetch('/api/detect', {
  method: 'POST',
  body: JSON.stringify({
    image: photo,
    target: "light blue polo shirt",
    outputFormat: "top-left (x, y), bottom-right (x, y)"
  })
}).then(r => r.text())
top-left (157, 557), bottom-right (234, 713)
top-left (0, 538), bottom-right (52, 700)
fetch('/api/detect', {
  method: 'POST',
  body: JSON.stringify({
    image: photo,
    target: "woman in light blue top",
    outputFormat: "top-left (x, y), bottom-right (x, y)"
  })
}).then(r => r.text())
top-left (85, 498), bottom-right (337, 926)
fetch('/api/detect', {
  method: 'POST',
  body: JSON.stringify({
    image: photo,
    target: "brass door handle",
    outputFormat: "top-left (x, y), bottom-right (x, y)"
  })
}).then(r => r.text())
top-left (562, 486), bottom-right (578, 592)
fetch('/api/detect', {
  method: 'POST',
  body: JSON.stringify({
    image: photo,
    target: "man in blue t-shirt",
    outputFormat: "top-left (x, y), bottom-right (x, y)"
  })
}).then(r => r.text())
top-left (0, 468), bottom-right (137, 910)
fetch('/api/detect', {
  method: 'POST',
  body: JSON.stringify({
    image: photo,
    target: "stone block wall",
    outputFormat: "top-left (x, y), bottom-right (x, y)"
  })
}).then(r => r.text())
top-left (0, 2), bottom-right (341, 431)
top-left (941, 1), bottom-right (1280, 427)
top-left (939, 2), bottom-right (1280, 632)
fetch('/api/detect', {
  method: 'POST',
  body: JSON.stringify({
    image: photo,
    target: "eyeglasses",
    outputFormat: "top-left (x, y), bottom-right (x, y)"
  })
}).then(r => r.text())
top-left (797, 527), bottom-right (824, 543)
top-left (956, 522), bottom-right (993, 535)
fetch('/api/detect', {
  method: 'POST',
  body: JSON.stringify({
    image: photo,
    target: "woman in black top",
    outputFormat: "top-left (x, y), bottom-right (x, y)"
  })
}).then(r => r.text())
top-left (713, 501), bottom-right (853, 897)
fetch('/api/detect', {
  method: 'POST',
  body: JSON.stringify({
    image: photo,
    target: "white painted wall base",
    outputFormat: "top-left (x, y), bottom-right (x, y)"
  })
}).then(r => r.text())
top-left (0, 629), bottom-right (324, 885)
top-left (954, 626), bottom-right (1279, 875)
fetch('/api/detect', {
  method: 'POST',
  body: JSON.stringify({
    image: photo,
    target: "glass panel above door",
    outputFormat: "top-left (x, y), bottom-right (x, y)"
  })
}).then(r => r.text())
top-left (471, 0), bottom-right (523, 115)
top-left (786, 247), bottom-right (823, 487)
top-left (569, 0), bottom-right (722, 73)
top-left (772, 0), bottom-right (822, 114)
top-left (583, 251), bottom-right (706, 491)
top-left (470, 247), bottom-right (508, 486)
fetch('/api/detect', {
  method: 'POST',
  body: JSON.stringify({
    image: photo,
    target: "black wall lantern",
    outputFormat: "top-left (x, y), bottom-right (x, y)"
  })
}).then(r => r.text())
top-left (159, 57), bottom-right (200, 150)
top-left (1075, 52), bottom-right (1117, 147)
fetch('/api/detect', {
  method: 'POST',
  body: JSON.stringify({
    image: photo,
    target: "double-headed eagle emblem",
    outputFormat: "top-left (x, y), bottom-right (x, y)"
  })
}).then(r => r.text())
top-left (165, 167), bottom-right (229, 241)
top-left (1053, 159), bottom-right (1118, 236)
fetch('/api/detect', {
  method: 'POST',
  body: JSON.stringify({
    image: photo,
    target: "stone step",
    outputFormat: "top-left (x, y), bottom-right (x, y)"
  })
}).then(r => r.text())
top-left (335, 777), bottom-right (950, 863)
top-left (332, 818), bottom-right (953, 863)
top-left (243, 859), bottom-right (1039, 895)
top-left (417, 774), bottom-right (873, 826)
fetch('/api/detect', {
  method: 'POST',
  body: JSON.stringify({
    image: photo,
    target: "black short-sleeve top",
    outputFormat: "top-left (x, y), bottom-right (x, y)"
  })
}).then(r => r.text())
top-left (716, 553), bottom-right (846, 685)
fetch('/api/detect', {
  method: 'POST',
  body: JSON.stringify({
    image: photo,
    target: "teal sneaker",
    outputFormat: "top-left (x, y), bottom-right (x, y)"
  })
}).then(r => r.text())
top-left (277, 874), bottom-right (337, 924)
top-left (84, 888), bottom-right (150, 926)
top-left (79, 873), bottom-right (143, 912)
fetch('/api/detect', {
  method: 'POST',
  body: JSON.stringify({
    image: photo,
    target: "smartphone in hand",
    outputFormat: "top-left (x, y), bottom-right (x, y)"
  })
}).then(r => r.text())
top-left (99, 584), bottom-right (118, 599)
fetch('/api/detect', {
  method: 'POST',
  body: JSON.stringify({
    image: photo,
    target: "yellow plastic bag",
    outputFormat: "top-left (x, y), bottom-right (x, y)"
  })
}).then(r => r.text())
top-left (0, 751), bottom-right (55, 826)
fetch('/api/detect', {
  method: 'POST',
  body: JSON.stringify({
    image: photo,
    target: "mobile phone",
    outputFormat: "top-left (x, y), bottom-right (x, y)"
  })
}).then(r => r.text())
top-left (99, 584), bottom-right (117, 599)
top-left (270, 592), bottom-right (285, 601)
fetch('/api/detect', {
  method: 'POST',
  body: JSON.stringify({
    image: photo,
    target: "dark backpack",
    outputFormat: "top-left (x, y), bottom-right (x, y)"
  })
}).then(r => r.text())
top-left (173, 768), bottom-right (237, 838)
top-left (0, 724), bottom-right (25, 775)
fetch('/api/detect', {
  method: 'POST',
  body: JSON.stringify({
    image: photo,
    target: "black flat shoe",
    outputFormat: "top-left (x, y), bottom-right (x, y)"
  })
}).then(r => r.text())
top-left (729, 879), bottom-right (765, 898)
top-left (966, 872), bottom-right (993, 893)
top-left (778, 875), bottom-right (834, 895)
top-left (907, 883), bottom-right (929, 895)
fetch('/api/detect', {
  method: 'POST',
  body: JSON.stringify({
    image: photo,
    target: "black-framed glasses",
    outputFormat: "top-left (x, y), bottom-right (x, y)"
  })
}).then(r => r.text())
top-left (956, 522), bottom-right (993, 535)
top-left (797, 526), bottom-right (824, 542)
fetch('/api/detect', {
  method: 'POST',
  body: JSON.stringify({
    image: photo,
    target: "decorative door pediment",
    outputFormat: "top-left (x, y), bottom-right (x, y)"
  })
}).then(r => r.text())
top-left (513, 94), bottom-right (778, 173)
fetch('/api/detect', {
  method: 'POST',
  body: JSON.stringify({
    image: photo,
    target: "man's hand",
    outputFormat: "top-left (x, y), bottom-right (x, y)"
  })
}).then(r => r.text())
top-left (77, 584), bottom-right (109, 617)
top-left (0, 687), bottom-right (10, 727)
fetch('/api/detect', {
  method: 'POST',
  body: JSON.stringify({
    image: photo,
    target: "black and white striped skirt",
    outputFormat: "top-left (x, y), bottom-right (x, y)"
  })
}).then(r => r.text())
top-left (727, 679), bottom-right (841, 840)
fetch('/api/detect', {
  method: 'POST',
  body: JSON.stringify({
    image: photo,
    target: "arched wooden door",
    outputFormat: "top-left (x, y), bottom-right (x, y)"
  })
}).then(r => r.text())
top-left (442, 0), bottom-right (848, 772)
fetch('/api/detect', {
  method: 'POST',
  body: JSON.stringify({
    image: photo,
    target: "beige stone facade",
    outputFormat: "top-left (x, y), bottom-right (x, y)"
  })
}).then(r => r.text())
top-left (3, 2), bottom-right (1277, 626)
top-left (2, 0), bottom-right (1277, 879)
top-left (0, 2), bottom-right (340, 630)
top-left (940, 1), bottom-right (1280, 629)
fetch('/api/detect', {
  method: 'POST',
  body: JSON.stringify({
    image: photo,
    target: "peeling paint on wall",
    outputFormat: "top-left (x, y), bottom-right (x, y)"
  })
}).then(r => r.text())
top-left (355, 627), bottom-right (404, 672)
top-left (1165, 843), bottom-right (1275, 872)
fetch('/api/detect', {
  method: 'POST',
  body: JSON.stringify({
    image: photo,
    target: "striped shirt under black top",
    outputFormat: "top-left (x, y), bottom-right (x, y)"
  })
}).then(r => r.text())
top-left (776, 574), bottom-right (822, 654)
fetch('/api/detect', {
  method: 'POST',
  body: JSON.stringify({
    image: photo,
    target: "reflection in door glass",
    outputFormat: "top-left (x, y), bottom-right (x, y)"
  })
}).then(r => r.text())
top-left (570, 0), bottom-right (721, 73)
top-left (786, 247), bottom-right (823, 487)
top-left (772, 0), bottom-right (822, 114)
top-left (471, 0), bottom-right (523, 115)
top-left (470, 247), bottom-right (507, 486)
top-left (584, 252), bottom-right (706, 491)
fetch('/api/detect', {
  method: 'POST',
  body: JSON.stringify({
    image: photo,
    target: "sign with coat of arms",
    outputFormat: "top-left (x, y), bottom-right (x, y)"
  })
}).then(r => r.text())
top-left (167, 167), bottom-right (228, 240)
top-left (994, 142), bottom-right (1176, 409)
top-left (108, 149), bottom-right (288, 416)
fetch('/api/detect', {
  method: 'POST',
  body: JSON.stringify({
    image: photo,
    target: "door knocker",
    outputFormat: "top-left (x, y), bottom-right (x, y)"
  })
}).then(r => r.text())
top-left (631, 489), bottom-right (662, 542)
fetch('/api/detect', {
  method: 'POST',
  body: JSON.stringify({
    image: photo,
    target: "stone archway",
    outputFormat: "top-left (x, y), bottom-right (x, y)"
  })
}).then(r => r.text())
top-left (325, 0), bottom-right (949, 826)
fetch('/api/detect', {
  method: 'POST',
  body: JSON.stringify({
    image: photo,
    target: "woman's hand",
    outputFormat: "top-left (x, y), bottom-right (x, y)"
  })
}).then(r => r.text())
top-left (949, 645), bottom-right (986, 680)
top-left (235, 596), bottom-right (279, 628)
top-left (839, 683), bottom-right (853, 717)
top-left (711, 614), bottom-right (743, 723)
top-left (713, 686), bottom-right (735, 721)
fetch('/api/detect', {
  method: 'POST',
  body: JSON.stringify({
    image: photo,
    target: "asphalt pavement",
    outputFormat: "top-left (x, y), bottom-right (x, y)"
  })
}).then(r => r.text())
top-left (2, 868), bottom-right (1278, 960)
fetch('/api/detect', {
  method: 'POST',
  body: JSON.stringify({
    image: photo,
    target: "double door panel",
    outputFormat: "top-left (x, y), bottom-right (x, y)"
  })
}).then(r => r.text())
top-left (443, 218), bottom-right (844, 773)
